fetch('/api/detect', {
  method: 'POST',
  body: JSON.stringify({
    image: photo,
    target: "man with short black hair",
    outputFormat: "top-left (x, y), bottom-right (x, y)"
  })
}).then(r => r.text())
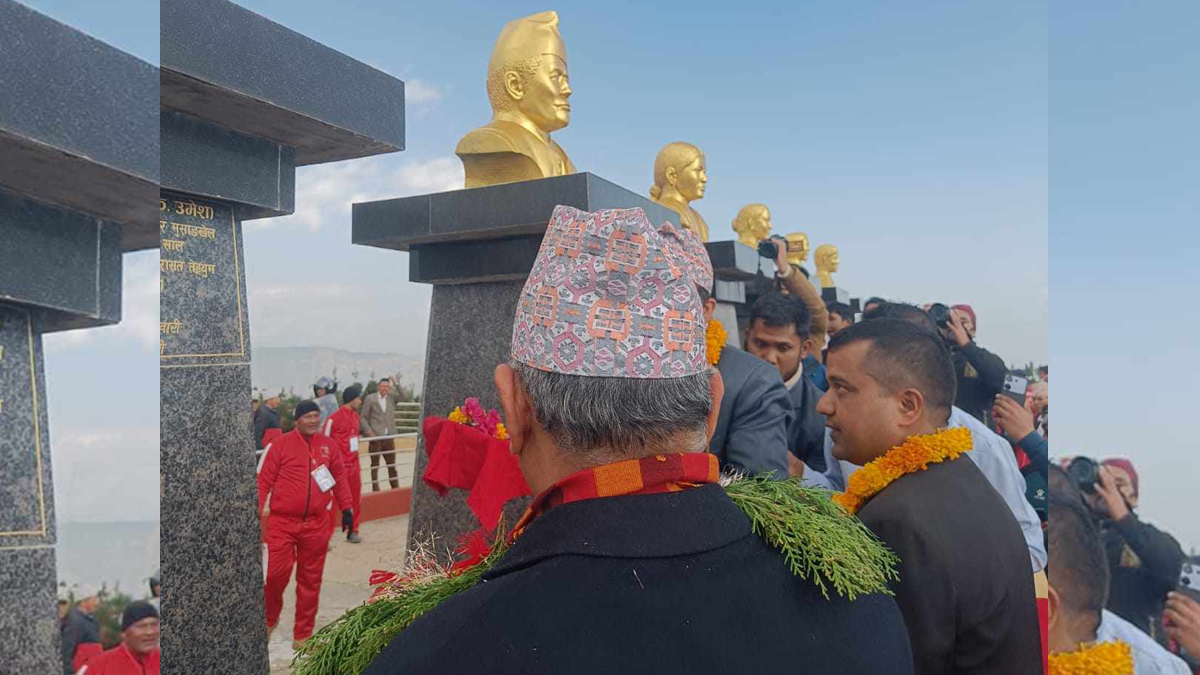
top-left (360, 378), bottom-right (402, 491)
top-left (745, 294), bottom-right (826, 473)
top-left (825, 301), bottom-right (854, 338)
top-left (1048, 495), bottom-right (1190, 674)
top-left (819, 319), bottom-right (1041, 674)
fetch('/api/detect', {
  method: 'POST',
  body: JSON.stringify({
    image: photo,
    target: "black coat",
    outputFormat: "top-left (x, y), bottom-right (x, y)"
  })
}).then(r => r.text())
top-left (60, 607), bottom-right (99, 675)
top-left (365, 484), bottom-right (913, 675)
top-left (950, 343), bottom-right (1007, 423)
top-left (709, 346), bottom-right (792, 477)
top-left (858, 456), bottom-right (1041, 675)
top-left (253, 405), bottom-right (280, 449)
top-left (1102, 513), bottom-right (1186, 638)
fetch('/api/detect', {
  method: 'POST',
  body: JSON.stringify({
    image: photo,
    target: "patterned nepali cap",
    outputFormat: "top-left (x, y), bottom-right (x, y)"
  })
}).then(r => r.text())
top-left (511, 205), bottom-right (707, 379)
top-left (657, 221), bottom-right (713, 293)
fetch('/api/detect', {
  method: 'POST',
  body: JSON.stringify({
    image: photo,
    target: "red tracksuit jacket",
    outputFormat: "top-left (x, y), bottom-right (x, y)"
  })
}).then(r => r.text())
top-left (78, 644), bottom-right (160, 674)
top-left (322, 407), bottom-right (361, 466)
top-left (257, 429), bottom-right (352, 519)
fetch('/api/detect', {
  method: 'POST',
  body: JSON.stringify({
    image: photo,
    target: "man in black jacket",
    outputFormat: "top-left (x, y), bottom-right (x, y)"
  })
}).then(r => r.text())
top-left (365, 206), bottom-right (911, 675)
top-left (253, 393), bottom-right (281, 449)
top-left (744, 293), bottom-right (827, 473)
top-left (61, 588), bottom-right (101, 674)
top-left (937, 305), bottom-right (1006, 422)
top-left (819, 319), bottom-right (1041, 674)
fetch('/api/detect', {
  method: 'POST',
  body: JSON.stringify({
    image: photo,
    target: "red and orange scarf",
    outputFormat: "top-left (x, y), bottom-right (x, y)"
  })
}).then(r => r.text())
top-left (509, 452), bottom-right (720, 543)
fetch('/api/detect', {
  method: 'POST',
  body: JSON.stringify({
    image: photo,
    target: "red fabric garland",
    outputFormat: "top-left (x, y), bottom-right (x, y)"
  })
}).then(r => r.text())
top-left (421, 416), bottom-right (531, 533)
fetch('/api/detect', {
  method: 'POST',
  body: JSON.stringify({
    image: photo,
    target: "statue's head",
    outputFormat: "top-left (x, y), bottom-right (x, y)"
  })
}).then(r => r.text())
top-left (732, 203), bottom-right (771, 240)
top-left (815, 244), bottom-right (839, 273)
top-left (486, 12), bottom-right (571, 134)
top-left (650, 142), bottom-right (707, 203)
top-left (785, 232), bottom-right (810, 264)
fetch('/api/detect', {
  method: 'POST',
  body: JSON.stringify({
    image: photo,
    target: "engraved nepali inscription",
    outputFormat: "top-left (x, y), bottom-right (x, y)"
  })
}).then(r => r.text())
top-left (159, 194), bottom-right (246, 360)
top-left (0, 305), bottom-right (48, 538)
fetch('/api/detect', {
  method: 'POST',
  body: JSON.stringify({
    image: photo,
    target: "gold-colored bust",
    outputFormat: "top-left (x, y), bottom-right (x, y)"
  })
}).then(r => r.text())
top-left (649, 142), bottom-right (709, 242)
top-left (815, 244), bottom-right (839, 288)
top-left (785, 232), bottom-right (810, 266)
top-left (732, 204), bottom-right (772, 248)
top-left (456, 11), bottom-right (577, 188)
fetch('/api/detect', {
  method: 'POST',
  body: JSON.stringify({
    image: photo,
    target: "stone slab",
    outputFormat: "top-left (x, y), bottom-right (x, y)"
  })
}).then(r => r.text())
top-left (406, 281), bottom-right (531, 562)
top-left (821, 286), bottom-right (850, 305)
top-left (0, 304), bottom-right (56, 549)
top-left (713, 279), bottom-right (746, 304)
top-left (161, 0), bottom-right (404, 166)
top-left (408, 235), bottom-right (545, 284)
top-left (353, 173), bottom-right (680, 253)
top-left (0, 546), bottom-right (59, 674)
top-left (705, 240), bottom-right (765, 282)
top-left (0, 190), bottom-right (124, 333)
top-left (161, 111), bottom-right (296, 219)
top-left (0, 1), bottom-right (159, 249)
top-left (158, 193), bottom-right (251, 366)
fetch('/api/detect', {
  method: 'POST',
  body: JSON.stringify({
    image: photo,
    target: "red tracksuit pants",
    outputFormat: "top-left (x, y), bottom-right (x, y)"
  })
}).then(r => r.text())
top-left (327, 456), bottom-right (363, 536)
top-left (264, 514), bottom-right (331, 640)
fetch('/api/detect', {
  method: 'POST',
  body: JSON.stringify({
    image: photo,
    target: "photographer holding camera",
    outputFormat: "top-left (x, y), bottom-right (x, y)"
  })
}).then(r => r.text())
top-left (1068, 456), bottom-right (1187, 640)
top-left (926, 303), bottom-right (1007, 423)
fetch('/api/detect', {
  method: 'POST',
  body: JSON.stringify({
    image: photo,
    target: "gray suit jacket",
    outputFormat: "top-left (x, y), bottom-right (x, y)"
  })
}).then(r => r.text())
top-left (708, 347), bottom-right (792, 477)
top-left (359, 390), bottom-right (400, 438)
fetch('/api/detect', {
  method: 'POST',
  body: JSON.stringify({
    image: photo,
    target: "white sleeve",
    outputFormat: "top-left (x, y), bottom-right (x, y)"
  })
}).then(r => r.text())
top-left (256, 443), bottom-right (273, 474)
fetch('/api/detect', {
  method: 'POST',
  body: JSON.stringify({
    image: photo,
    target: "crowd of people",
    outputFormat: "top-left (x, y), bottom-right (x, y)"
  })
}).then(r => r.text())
top-left (253, 206), bottom-right (1197, 675)
top-left (58, 574), bottom-right (160, 675)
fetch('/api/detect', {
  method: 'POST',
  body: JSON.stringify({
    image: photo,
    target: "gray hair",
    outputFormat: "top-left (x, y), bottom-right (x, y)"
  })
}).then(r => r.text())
top-left (512, 362), bottom-right (712, 466)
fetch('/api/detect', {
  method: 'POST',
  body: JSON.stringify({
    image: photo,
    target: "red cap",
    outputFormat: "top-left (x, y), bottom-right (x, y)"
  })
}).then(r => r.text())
top-left (1102, 458), bottom-right (1139, 497)
top-left (952, 304), bottom-right (977, 330)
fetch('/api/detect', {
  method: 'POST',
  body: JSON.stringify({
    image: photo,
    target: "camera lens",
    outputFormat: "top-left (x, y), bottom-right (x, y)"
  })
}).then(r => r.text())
top-left (1067, 457), bottom-right (1101, 494)
top-left (757, 239), bottom-right (778, 259)
top-left (928, 303), bottom-right (951, 328)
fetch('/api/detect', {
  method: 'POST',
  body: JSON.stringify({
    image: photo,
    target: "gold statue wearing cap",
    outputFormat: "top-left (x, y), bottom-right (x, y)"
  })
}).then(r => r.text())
top-left (815, 244), bottom-right (839, 288)
top-left (649, 142), bottom-right (710, 242)
top-left (456, 11), bottom-right (576, 188)
top-left (785, 232), bottom-right (810, 266)
top-left (732, 203), bottom-right (772, 248)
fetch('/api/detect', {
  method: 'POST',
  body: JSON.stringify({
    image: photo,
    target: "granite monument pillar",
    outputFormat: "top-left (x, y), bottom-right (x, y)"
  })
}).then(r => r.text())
top-left (158, 1), bottom-right (403, 671)
top-left (352, 173), bottom-right (680, 561)
top-left (0, 3), bottom-right (158, 670)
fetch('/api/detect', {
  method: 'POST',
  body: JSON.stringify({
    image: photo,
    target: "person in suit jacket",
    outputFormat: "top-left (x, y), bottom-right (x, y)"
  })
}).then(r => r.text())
top-left (358, 378), bottom-right (402, 491)
top-left (365, 204), bottom-right (911, 675)
top-left (818, 319), bottom-right (1041, 675)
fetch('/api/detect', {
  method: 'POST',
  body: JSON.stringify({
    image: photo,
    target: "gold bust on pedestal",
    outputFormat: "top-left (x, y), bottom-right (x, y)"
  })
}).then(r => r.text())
top-left (649, 142), bottom-right (710, 242)
top-left (456, 11), bottom-right (576, 188)
top-left (785, 232), bottom-right (810, 266)
top-left (732, 204), bottom-right (772, 248)
top-left (815, 244), bottom-right (839, 288)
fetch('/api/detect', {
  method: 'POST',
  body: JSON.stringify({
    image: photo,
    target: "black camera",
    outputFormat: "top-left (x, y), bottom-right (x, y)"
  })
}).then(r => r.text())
top-left (927, 303), bottom-right (952, 328)
top-left (757, 237), bottom-right (782, 260)
top-left (1067, 456), bottom-right (1101, 494)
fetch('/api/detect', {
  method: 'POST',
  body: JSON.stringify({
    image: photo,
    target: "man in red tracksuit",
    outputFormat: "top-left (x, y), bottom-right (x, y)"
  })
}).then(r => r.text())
top-left (257, 400), bottom-right (353, 649)
top-left (323, 383), bottom-right (364, 543)
top-left (77, 602), bottom-right (160, 675)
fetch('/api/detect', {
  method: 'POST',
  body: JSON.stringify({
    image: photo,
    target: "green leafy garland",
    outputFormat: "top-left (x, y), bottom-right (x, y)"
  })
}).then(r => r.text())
top-left (293, 477), bottom-right (898, 675)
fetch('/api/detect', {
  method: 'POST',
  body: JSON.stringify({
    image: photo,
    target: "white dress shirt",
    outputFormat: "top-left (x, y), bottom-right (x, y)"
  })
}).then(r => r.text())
top-left (801, 405), bottom-right (1048, 572)
top-left (1097, 609), bottom-right (1191, 675)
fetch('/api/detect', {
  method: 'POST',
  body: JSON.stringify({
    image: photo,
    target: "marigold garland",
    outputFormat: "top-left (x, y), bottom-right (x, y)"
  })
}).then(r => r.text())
top-left (706, 319), bottom-right (727, 366)
top-left (832, 427), bottom-right (973, 514)
top-left (1048, 641), bottom-right (1133, 675)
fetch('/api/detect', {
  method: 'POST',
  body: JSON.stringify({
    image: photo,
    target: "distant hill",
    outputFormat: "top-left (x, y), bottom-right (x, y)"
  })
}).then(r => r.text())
top-left (251, 346), bottom-right (424, 397)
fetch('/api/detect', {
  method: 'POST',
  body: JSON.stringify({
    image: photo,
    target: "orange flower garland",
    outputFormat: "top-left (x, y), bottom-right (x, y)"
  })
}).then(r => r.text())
top-left (1048, 641), bottom-right (1133, 675)
top-left (833, 427), bottom-right (973, 514)
top-left (706, 319), bottom-right (727, 366)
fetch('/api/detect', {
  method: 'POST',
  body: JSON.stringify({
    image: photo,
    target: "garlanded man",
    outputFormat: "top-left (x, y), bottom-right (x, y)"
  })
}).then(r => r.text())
top-left (257, 400), bottom-right (354, 650)
top-left (819, 319), bottom-right (1041, 674)
top-left (355, 205), bottom-right (911, 675)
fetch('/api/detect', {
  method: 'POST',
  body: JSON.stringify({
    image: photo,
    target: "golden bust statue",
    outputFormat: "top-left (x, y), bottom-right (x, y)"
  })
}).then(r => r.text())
top-left (649, 142), bottom-right (709, 242)
top-left (732, 204), bottom-right (772, 248)
top-left (456, 11), bottom-right (576, 188)
top-left (785, 232), bottom-right (810, 266)
top-left (815, 244), bottom-right (839, 288)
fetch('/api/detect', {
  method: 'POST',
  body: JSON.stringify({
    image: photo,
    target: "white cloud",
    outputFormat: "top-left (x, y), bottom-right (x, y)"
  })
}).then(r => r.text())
top-left (51, 425), bottom-right (159, 522)
top-left (245, 155), bottom-right (465, 234)
top-left (45, 250), bottom-right (160, 353)
top-left (405, 78), bottom-right (444, 105)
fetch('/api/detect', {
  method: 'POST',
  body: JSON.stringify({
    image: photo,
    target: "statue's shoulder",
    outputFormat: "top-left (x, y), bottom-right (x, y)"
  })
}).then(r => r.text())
top-left (455, 121), bottom-right (528, 156)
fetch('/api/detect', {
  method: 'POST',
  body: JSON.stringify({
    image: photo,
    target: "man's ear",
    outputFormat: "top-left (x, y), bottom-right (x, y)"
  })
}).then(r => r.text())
top-left (801, 336), bottom-right (814, 360)
top-left (495, 364), bottom-right (531, 454)
top-left (1046, 583), bottom-right (1060, 633)
top-left (896, 387), bottom-right (925, 428)
top-left (706, 370), bottom-right (725, 442)
top-left (504, 70), bottom-right (524, 101)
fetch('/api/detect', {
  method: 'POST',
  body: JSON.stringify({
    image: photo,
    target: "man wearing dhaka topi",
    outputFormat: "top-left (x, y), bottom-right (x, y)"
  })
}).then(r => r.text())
top-left (364, 205), bottom-right (911, 674)
top-left (818, 319), bottom-right (1042, 674)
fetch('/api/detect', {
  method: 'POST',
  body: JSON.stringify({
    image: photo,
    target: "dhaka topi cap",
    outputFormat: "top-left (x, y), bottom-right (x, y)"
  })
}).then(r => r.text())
top-left (511, 205), bottom-right (706, 379)
top-left (294, 400), bottom-right (320, 419)
top-left (121, 601), bottom-right (158, 631)
top-left (657, 222), bottom-right (713, 294)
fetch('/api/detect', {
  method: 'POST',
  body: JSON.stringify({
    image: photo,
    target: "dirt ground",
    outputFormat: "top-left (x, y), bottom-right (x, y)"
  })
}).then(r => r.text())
top-left (267, 515), bottom-right (409, 675)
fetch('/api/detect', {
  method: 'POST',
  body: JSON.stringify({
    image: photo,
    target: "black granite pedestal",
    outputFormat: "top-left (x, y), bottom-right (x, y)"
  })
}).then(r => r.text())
top-left (1, 4), bottom-right (158, 670)
top-left (353, 173), bottom-right (680, 561)
top-left (158, 2), bottom-right (404, 672)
